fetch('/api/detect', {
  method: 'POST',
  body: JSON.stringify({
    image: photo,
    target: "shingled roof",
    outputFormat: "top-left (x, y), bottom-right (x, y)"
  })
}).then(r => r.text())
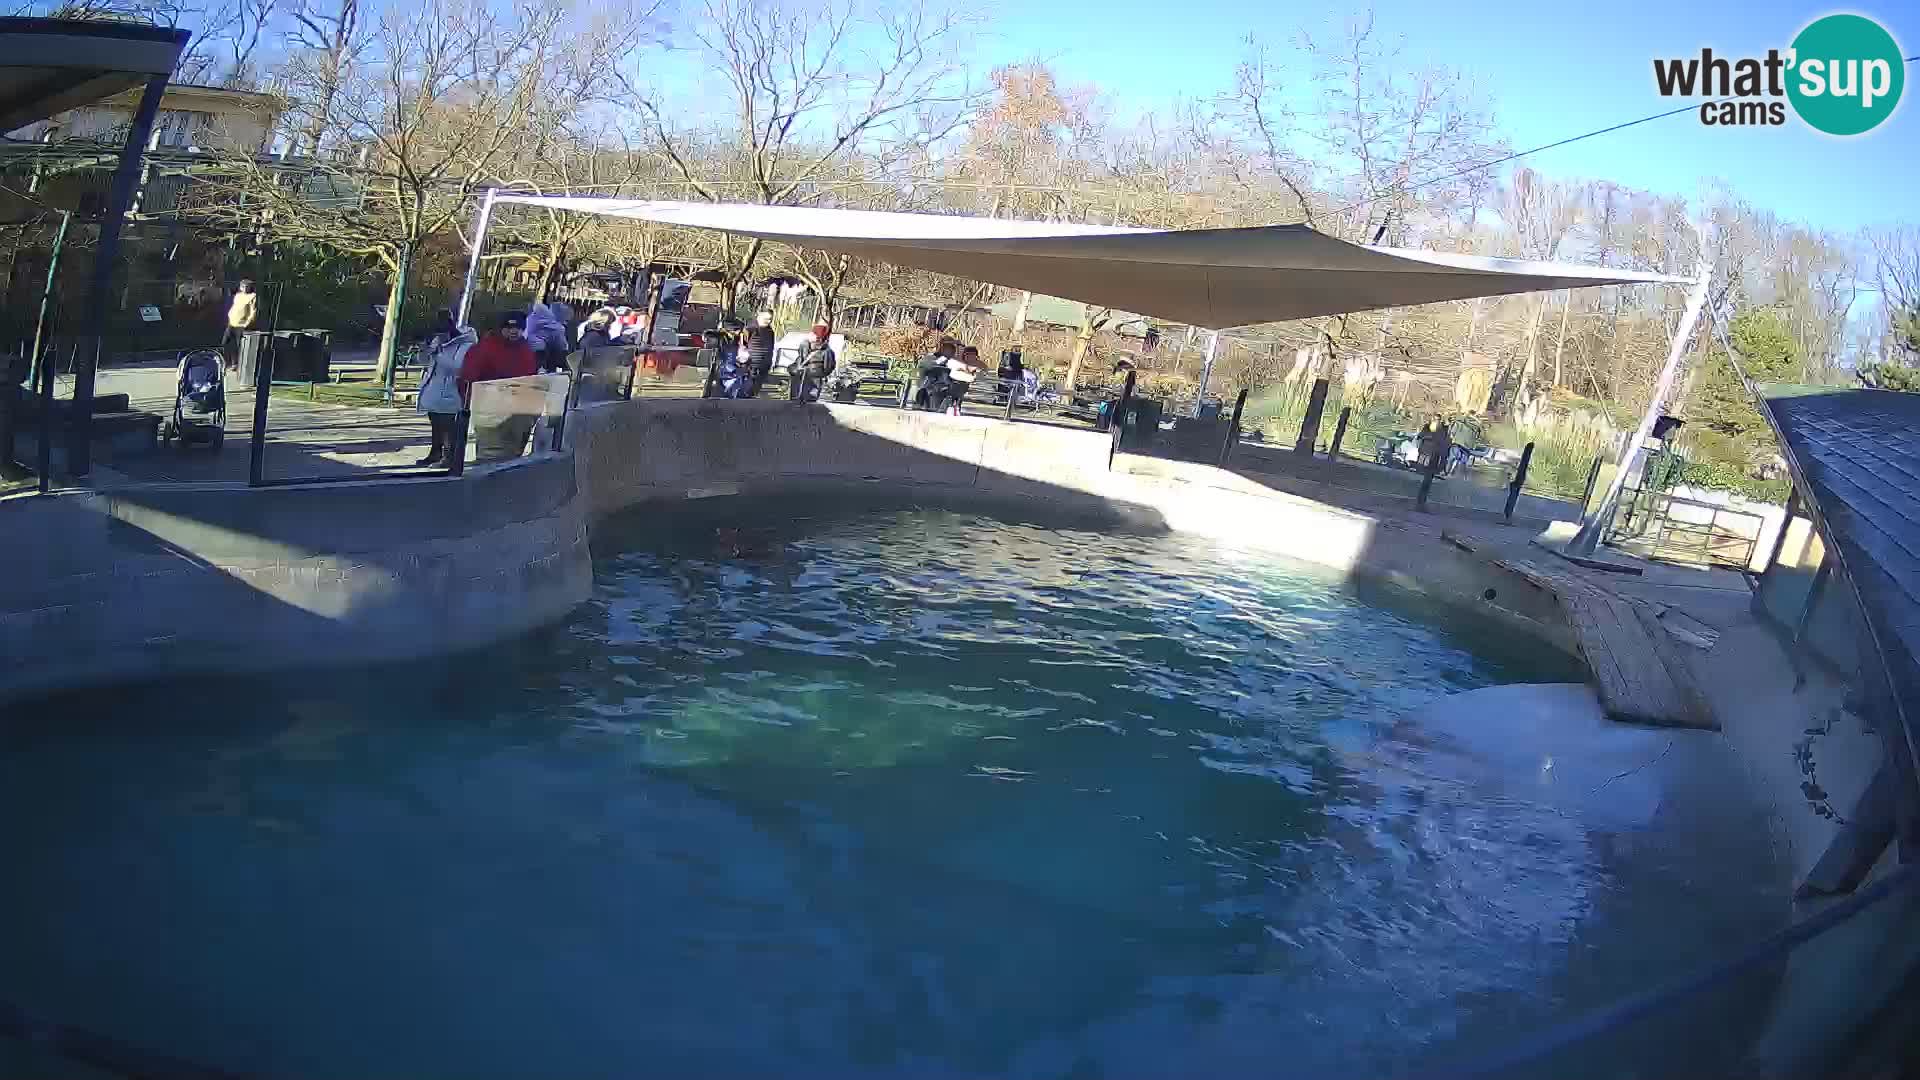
top-left (1759, 384), bottom-right (1920, 762)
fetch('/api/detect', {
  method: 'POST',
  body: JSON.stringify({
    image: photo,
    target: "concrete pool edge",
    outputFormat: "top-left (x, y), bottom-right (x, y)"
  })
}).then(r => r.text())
top-left (1, 398), bottom-right (1573, 704)
top-left (0, 453), bottom-right (592, 705)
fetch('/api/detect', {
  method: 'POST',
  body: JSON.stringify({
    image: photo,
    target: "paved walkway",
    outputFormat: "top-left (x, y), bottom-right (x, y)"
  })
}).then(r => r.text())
top-left (85, 359), bottom-right (437, 485)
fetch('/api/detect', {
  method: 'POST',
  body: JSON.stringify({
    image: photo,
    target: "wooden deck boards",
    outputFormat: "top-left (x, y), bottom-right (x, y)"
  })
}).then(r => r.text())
top-left (1500, 556), bottom-right (1713, 729)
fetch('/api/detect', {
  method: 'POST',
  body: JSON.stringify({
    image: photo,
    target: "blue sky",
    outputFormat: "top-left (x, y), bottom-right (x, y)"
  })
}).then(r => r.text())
top-left (975, 0), bottom-right (1917, 234)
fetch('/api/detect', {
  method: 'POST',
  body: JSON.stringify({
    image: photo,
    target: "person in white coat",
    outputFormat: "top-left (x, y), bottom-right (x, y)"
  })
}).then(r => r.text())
top-left (416, 309), bottom-right (476, 467)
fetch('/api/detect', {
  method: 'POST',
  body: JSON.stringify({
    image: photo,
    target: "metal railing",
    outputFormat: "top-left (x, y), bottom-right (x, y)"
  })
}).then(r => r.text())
top-left (1608, 488), bottom-right (1764, 569)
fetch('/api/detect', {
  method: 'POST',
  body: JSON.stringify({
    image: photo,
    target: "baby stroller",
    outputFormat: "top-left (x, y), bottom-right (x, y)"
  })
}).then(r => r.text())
top-left (160, 348), bottom-right (226, 449)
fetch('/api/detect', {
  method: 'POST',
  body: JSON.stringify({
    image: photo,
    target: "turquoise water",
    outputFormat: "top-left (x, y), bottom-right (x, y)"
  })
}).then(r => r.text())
top-left (1, 499), bottom-right (1786, 1078)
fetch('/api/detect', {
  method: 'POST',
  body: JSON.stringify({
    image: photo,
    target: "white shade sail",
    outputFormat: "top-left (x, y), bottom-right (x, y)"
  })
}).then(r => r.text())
top-left (491, 196), bottom-right (1690, 330)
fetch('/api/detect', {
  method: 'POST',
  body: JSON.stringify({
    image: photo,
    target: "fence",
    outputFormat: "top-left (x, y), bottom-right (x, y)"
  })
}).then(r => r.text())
top-left (1607, 488), bottom-right (1766, 570)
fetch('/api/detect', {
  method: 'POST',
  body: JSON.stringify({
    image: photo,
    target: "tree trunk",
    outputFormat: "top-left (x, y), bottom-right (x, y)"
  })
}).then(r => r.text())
top-left (1609, 287), bottom-right (1626, 400)
top-left (374, 273), bottom-right (403, 382)
top-left (1519, 295), bottom-right (1546, 381)
top-left (1552, 291), bottom-right (1572, 389)
top-left (1011, 291), bottom-right (1032, 335)
top-left (531, 234), bottom-right (567, 301)
top-left (373, 248), bottom-right (410, 382)
top-left (1064, 319), bottom-right (1097, 391)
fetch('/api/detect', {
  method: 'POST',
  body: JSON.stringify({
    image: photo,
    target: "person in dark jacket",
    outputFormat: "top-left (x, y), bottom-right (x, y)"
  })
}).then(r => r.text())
top-left (743, 311), bottom-right (777, 396)
top-left (705, 319), bottom-right (754, 399)
top-left (913, 337), bottom-right (958, 410)
top-left (791, 322), bottom-right (836, 402)
top-left (577, 307), bottom-right (618, 353)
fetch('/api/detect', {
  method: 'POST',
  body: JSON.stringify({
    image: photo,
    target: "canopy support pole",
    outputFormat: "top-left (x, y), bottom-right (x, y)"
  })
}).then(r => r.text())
top-left (1195, 330), bottom-right (1220, 416)
top-left (1569, 238), bottom-right (1713, 556)
top-left (455, 188), bottom-right (498, 329)
top-left (69, 73), bottom-right (168, 478)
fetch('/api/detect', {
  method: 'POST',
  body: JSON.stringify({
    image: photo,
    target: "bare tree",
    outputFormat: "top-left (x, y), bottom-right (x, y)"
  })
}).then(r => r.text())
top-left (638, 0), bottom-right (981, 308)
top-left (283, 0), bottom-right (364, 157)
top-left (1868, 226), bottom-right (1920, 362)
top-left (189, 0), bottom-right (566, 376)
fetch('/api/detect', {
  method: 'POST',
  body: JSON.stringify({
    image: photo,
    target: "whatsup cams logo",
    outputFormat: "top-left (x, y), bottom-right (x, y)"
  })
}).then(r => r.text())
top-left (1653, 13), bottom-right (1905, 134)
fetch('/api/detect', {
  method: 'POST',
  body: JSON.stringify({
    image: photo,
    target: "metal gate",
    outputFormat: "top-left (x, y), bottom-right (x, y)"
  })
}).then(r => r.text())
top-left (1608, 486), bottom-right (1764, 569)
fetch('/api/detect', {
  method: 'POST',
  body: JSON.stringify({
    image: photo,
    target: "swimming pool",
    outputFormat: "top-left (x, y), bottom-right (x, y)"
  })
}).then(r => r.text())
top-left (0, 497), bottom-right (1788, 1078)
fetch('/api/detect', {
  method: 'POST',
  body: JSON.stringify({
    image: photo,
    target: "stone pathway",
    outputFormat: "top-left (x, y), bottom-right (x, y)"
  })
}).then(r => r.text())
top-left (84, 360), bottom-right (439, 486)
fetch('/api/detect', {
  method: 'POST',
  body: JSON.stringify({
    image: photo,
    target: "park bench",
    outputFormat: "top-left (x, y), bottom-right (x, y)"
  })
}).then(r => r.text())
top-left (826, 358), bottom-right (908, 405)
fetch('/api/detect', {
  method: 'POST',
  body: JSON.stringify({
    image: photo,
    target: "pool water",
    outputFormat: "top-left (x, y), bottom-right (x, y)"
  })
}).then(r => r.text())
top-left (0, 499), bottom-right (1787, 1078)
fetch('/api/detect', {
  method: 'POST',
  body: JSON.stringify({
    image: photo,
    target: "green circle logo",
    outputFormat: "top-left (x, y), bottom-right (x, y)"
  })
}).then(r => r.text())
top-left (1787, 14), bottom-right (1904, 135)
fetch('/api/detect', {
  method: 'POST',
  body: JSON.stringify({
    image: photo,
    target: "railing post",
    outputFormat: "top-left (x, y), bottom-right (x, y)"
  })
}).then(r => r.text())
top-left (1580, 455), bottom-right (1605, 513)
top-left (36, 342), bottom-right (55, 494)
top-left (1003, 379), bottom-right (1017, 421)
top-left (1218, 387), bottom-right (1248, 466)
top-left (1293, 377), bottom-right (1329, 456)
top-left (448, 409), bottom-right (470, 476)
top-left (1327, 406), bottom-right (1351, 461)
top-left (1505, 441), bottom-right (1535, 521)
top-left (247, 339), bottom-right (275, 487)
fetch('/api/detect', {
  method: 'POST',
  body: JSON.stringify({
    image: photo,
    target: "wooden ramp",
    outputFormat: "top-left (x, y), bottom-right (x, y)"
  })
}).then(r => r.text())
top-left (1500, 556), bottom-right (1714, 729)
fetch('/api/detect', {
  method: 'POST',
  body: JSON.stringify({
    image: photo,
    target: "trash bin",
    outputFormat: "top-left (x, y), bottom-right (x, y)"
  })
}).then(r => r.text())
top-left (1123, 396), bottom-right (1162, 448)
top-left (235, 330), bottom-right (272, 388)
top-left (302, 329), bottom-right (333, 383)
top-left (272, 331), bottom-right (327, 382)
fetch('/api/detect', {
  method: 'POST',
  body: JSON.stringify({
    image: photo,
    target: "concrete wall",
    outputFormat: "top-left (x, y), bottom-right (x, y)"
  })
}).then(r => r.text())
top-left (568, 397), bottom-right (1118, 519)
top-left (568, 398), bottom-right (1578, 658)
top-left (0, 454), bottom-right (590, 704)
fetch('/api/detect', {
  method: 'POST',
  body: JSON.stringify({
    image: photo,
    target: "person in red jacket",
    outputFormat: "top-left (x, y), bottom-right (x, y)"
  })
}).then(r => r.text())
top-left (459, 313), bottom-right (541, 462)
top-left (458, 313), bottom-right (538, 395)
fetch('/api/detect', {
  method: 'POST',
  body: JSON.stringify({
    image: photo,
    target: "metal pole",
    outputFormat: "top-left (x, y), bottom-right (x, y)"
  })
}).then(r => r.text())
top-left (1328, 406), bottom-right (1351, 461)
top-left (633, 270), bottom-right (664, 399)
top-left (1194, 330), bottom-right (1219, 417)
top-left (455, 188), bottom-right (498, 330)
top-left (1761, 489), bottom-right (1802, 571)
top-left (1579, 455), bottom-right (1604, 512)
top-left (1218, 387), bottom-right (1248, 466)
top-left (1505, 441), bottom-right (1535, 521)
top-left (1294, 377), bottom-right (1329, 455)
top-left (247, 338), bottom-right (274, 487)
top-left (1570, 241), bottom-right (1714, 554)
top-left (70, 73), bottom-right (169, 478)
top-left (382, 242), bottom-right (412, 403)
top-left (36, 345), bottom-right (54, 494)
top-left (449, 409), bottom-right (469, 476)
top-left (28, 210), bottom-right (71, 392)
